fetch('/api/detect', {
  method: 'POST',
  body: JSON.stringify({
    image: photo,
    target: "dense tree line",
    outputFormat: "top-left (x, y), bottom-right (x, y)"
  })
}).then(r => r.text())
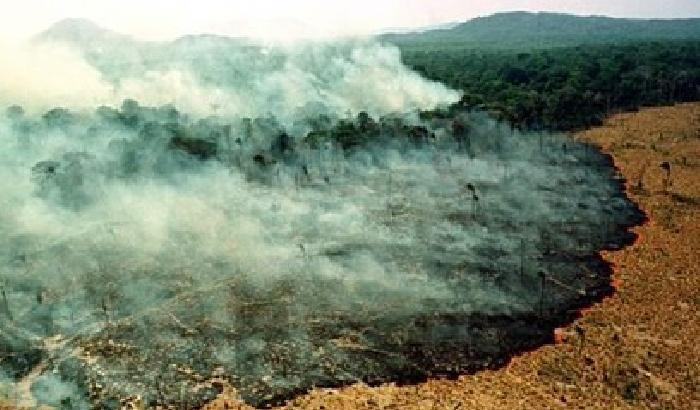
top-left (401, 41), bottom-right (700, 130)
top-left (5, 100), bottom-right (452, 188)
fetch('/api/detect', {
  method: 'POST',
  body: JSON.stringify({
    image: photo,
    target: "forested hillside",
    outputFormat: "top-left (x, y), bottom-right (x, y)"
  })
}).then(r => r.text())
top-left (382, 13), bottom-right (700, 130)
top-left (382, 12), bottom-right (700, 50)
top-left (405, 41), bottom-right (700, 130)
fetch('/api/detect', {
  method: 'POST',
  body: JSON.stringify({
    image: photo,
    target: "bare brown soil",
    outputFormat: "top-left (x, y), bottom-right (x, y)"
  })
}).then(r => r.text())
top-left (200, 103), bottom-right (700, 410)
top-left (3, 103), bottom-right (698, 410)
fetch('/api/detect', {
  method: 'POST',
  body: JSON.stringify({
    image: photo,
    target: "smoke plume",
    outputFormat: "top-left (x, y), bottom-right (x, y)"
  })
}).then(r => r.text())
top-left (0, 20), bottom-right (642, 408)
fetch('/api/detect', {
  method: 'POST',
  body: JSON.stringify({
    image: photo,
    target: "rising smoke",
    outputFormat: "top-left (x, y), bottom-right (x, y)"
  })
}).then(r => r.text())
top-left (0, 20), bottom-right (642, 408)
top-left (1, 19), bottom-right (459, 119)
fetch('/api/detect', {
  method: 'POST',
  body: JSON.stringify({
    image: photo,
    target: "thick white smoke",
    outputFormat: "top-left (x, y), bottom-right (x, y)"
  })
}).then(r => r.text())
top-left (0, 23), bottom-right (459, 120)
top-left (0, 41), bottom-right (111, 111)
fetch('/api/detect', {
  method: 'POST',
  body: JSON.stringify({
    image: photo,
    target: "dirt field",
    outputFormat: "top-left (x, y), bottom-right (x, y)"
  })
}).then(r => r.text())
top-left (201, 103), bottom-right (700, 410)
top-left (2, 103), bottom-right (697, 410)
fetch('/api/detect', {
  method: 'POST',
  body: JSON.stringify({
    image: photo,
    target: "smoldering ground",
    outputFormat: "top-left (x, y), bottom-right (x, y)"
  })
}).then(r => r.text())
top-left (0, 22), bottom-right (643, 408)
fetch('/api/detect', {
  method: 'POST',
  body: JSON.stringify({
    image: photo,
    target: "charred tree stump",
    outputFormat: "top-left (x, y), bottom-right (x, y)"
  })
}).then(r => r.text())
top-left (1, 287), bottom-right (11, 321)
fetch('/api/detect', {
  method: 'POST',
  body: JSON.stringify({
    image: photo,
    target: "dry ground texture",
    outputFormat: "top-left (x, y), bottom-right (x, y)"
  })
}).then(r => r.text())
top-left (3, 103), bottom-right (699, 410)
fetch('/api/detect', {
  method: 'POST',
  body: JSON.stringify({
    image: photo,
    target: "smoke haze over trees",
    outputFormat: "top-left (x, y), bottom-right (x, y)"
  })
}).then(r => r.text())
top-left (0, 14), bottom-right (648, 408)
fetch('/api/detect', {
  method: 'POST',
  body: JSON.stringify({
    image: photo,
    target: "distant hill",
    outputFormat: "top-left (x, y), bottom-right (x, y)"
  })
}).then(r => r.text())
top-left (380, 12), bottom-right (700, 49)
top-left (36, 18), bottom-right (136, 48)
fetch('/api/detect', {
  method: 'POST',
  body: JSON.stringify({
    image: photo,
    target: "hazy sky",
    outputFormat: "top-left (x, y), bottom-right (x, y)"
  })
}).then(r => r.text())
top-left (1, 0), bottom-right (699, 41)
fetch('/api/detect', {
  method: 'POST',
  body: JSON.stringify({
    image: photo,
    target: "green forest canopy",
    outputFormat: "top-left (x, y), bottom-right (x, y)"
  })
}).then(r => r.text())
top-left (383, 12), bottom-right (700, 130)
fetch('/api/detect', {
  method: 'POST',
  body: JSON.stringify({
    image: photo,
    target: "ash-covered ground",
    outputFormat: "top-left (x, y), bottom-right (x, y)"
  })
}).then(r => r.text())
top-left (0, 26), bottom-right (643, 408)
top-left (0, 102), bottom-right (643, 408)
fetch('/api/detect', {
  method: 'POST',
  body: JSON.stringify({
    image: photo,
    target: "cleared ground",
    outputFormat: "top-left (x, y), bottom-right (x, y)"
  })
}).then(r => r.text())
top-left (2, 103), bottom-right (697, 410)
top-left (201, 103), bottom-right (699, 410)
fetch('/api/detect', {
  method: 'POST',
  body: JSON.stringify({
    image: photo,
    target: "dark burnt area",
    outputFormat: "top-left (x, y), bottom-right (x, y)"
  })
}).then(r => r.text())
top-left (127, 144), bottom-right (641, 408)
top-left (247, 255), bottom-right (642, 408)
top-left (238, 147), bottom-right (646, 408)
top-left (76, 144), bottom-right (644, 409)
